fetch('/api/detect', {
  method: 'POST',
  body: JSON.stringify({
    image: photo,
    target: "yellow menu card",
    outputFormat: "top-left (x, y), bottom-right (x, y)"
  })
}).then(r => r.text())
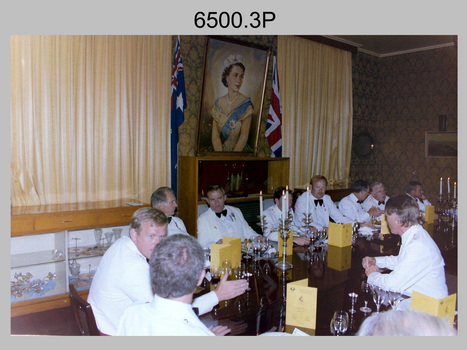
top-left (278, 229), bottom-right (294, 257)
top-left (380, 214), bottom-right (390, 235)
top-left (223, 237), bottom-right (241, 268)
top-left (411, 291), bottom-right (457, 325)
top-left (327, 222), bottom-right (352, 247)
top-left (210, 243), bottom-right (231, 269)
top-left (424, 222), bottom-right (434, 236)
top-left (327, 245), bottom-right (351, 271)
top-left (285, 278), bottom-right (317, 330)
top-left (424, 205), bottom-right (435, 224)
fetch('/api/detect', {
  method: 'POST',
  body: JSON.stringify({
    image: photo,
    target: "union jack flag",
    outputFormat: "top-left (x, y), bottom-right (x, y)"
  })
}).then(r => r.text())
top-left (170, 35), bottom-right (186, 196)
top-left (265, 56), bottom-right (282, 157)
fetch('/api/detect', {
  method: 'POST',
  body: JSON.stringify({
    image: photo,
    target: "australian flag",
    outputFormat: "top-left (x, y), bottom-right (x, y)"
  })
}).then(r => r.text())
top-left (265, 56), bottom-right (282, 157)
top-left (171, 35), bottom-right (186, 196)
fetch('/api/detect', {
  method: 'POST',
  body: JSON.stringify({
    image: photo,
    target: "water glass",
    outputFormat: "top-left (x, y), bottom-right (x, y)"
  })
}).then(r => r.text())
top-left (330, 310), bottom-right (349, 336)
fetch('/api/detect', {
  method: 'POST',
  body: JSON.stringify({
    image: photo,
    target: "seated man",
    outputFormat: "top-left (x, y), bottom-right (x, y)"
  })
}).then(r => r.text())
top-left (263, 186), bottom-right (310, 246)
top-left (150, 186), bottom-right (188, 235)
top-left (197, 185), bottom-right (266, 249)
top-left (338, 179), bottom-right (374, 228)
top-left (88, 207), bottom-right (248, 335)
top-left (406, 181), bottom-right (432, 214)
top-left (362, 194), bottom-right (448, 309)
top-left (293, 175), bottom-right (353, 234)
top-left (117, 234), bottom-right (230, 336)
top-left (362, 181), bottom-right (388, 220)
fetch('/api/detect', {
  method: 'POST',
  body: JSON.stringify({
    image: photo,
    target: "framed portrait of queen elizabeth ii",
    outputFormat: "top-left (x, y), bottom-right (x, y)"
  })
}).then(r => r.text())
top-left (196, 36), bottom-right (271, 155)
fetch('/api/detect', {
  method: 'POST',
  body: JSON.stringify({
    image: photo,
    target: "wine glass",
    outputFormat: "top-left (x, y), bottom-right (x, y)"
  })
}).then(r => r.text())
top-left (388, 287), bottom-right (402, 310)
top-left (348, 292), bottom-right (358, 314)
top-left (221, 259), bottom-right (232, 278)
top-left (105, 232), bottom-right (113, 247)
top-left (330, 310), bottom-right (349, 336)
top-left (112, 228), bottom-right (123, 241)
top-left (94, 228), bottom-right (103, 245)
top-left (244, 238), bottom-right (252, 260)
top-left (360, 281), bottom-right (372, 313)
top-left (371, 285), bottom-right (385, 313)
top-left (252, 237), bottom-right (262, 259)
top-left (210, 266), bottom-right (221, 287)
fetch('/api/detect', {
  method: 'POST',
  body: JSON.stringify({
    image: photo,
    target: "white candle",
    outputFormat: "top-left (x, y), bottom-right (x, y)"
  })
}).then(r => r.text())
top-left (440, 177), bottom-right (443, 195)
top-left (282, 190), bottom-right (286, 221)
top-left (447, 177), bottom-right (451, 194)
top-left (454, 182), bottom-right (457, 198)
top-left (306, 186), bottom-right (310, 218)
top-left (285, 185), bottom-right (289, 217)
top-left (259, 191), bottom-right (264, 227)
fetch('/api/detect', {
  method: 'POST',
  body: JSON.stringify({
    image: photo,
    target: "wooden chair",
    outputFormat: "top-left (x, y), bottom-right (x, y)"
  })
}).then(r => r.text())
top-left (69, 283), bottom-right (100, 335)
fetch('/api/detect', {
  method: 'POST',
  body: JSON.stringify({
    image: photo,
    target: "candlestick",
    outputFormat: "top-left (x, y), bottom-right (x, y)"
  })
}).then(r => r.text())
top-left (306, 186), bottom-right (310, 218)
top-left (285, 186), bottom-right (289, 217)
top-left (259, 191), bottom-right (264, 228)
top-left (440, 177), bottom-right (443, 195)
top-left (447, 177), bottom-right (450, 194)
top-left (282, 190), bottom-right (286, 221)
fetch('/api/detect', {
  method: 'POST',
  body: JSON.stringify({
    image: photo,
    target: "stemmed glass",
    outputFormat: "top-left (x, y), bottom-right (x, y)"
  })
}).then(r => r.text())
top-left (221, 259), bottom-right (232, 278)
top-left (210, 266), bottom-right (221, 287)
top-left (330, 310), bottom-right (349, 336)
top-left (112, 228), bottom-right (123, 242)
top-left (94, 228), bottom-right (103, 246)
top-left (348, 292), bottom-right (358, 314)
top-left (388, 287), bottom-right (402, 310)
top-left (371, 285), bottom-right (385, 313)
top-left (360, 281), bottom-right (372, 313)
top-left (252, 237), bottom-right (262, 260)
top-left (243, 238), bottom-right (252, 260)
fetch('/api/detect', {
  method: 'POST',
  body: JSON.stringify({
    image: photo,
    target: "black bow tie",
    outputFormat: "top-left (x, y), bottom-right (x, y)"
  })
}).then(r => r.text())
top-left (357, 200), bottom-right (364, 204)
top-left (378, 201), bottom-right (385, 206)
top-left (167, 216), bottom-right (172, 224)
top-left (216, 209), bottom-right (228, 218)
top-left (314, 199), bottom-right (323, 206)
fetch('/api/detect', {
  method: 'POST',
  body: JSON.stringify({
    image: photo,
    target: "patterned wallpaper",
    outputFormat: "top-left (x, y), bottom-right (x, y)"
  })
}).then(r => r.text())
top-left (350, 46), bottom-right (458, 203)
top-left (176, 36), bottom-right (457, 203)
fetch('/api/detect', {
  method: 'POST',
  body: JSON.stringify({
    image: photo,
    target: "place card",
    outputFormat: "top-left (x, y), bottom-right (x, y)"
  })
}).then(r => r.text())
top-left (327, 222), bottom-right (352, 247)
top-left (380, 214), bottom-right (390, 235)
top-left (285, 278), bottom-right (317, 330)
top-left (424, 222), bottom-right (434, 236)
top-left (424, 205), bottom-right (435, 224)
top-left (210, 243), bottom-right (231, 269)
top-left (223, 237), bottom-right (241, 268)
top-left (278, 229), bottom-right (294, 257)
top-left (410, 291), bottom-right (457, 325)
top-left (327, 245), bottom-right (351, 271)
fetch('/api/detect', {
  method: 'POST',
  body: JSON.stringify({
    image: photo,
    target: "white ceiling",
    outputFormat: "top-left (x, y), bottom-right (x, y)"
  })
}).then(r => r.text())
top-left (329, 35), bottom-right (457, 57)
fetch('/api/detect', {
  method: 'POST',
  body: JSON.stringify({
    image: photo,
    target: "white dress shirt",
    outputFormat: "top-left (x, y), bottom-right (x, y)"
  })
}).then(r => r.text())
top-left (293, 192), bottom-right (352, 234)
top-left (407, 193), bottom-right (432, 213)
top-left (117, 294), bottom-right (215, 336)
top-left (368, 224), bottom-right (448, 300)
top-left (88, 236), bottom-right (218, 335)
top-left (197, 205), bottom-right (260, 249)
top-left (362, 195), bottom-right (389, 213)
top-left (338, 193), bottom-right (372, 223)
top-left (168, 216), bottom-right (189, 236)
top-left (262, 204), bottom-right (295, 242)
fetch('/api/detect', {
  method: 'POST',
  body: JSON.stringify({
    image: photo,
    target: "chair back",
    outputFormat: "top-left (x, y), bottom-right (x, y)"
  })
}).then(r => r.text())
top-left (69, 283), bottom-right (100, 335)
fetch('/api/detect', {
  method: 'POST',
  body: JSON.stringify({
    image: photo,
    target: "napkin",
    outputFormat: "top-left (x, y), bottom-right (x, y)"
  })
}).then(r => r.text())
top-left (358, 226), bottom-right (374, 237)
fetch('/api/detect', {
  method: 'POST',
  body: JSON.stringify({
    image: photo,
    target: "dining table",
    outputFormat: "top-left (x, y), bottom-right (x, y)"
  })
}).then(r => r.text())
top-left (196, 220), bottom-right (458, 336)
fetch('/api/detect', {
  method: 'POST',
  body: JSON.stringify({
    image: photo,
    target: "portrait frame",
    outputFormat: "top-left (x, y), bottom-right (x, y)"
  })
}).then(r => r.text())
top-left (196, 36), bottom-right (271, 156)
top-left (425, 131), bottom-right (457, 158)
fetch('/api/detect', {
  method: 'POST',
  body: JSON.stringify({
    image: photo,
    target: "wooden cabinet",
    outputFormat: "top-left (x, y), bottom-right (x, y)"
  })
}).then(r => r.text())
top-left (10, 199), bottom-right (149, 317)
top-left (178, 156), bottom-right (289, 237)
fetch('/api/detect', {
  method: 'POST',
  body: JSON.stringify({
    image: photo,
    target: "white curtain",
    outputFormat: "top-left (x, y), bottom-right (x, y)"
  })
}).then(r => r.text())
top-left (11, 35), bottom-right (172, 206)
top-left (278, 36), bottom-right (353, 189)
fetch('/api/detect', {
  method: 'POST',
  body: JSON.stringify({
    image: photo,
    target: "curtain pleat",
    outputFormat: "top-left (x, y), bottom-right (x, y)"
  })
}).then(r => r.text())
top-left (11, 35), bottom-right (172, 206)
top-left (278, 36), bottom-right (353, 189)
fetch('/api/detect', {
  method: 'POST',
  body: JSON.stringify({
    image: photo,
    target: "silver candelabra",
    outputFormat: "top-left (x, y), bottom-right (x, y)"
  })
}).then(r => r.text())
top-left (275, 211), bottom-right (293, 271)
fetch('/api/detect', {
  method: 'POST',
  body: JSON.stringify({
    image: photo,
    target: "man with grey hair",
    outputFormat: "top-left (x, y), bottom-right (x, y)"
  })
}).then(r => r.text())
top-left (362, 182), bottom-right (389, 219)
top-left (357, 310), bottom-right (456, 336)
top-left (117, 234), bottom-right (230, 336)
top-left (150, 186), bottom-right (189, 235)
top-left (362, 194), bottom-right (448, 309)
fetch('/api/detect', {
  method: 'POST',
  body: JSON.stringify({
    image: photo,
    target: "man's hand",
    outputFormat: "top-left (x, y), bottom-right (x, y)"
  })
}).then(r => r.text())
top-left (362, 256), bottom-right (376, 269)
top-left (214, 273), bottom-right (248, 301)
top-left (293, 236), bottom-right (310, 246)
top-left (364, 264), bottom-right (380, 277)
top-left (368, 206), bottom-right (384, 217)
top-left (209, 325), bottom-right (231, 336)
